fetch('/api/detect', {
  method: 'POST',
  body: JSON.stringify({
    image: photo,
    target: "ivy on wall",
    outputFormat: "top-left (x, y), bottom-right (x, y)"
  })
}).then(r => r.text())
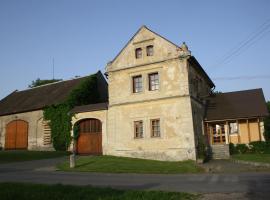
top-left (43, 74), bottom-right (100, 151)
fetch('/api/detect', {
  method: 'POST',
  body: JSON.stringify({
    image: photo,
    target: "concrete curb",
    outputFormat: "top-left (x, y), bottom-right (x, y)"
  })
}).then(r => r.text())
top-left (231, 159), bottom-right (270, 167)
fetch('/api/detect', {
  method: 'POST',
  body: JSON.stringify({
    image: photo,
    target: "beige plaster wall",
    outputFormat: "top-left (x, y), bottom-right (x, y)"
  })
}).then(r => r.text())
top-left (109, 26), bottom-right (181, 71)
top-left (108, 59), bottom-right (189, 106)
top-left (106, 97), bottom-right (196, 161)
top-left (0, 110), bottom-right (53, 150)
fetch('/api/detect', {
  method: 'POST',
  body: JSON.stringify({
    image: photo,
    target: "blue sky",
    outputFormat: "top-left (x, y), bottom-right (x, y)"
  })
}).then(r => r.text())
top-left (0, 0), bottom-right (269, 100)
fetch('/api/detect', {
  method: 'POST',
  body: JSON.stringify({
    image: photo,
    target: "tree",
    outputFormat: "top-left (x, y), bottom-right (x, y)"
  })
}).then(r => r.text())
top-left (213, 91), bottom-right (222, 94)
top-left (264, 101), bottom-right (270, 141)
top-left (28, 78), bottom-right (62, 88)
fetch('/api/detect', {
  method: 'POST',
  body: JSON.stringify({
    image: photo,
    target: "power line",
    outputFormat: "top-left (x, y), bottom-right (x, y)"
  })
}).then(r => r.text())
top-left (210, 19), bottom-right (270, 68)
top-left (213, 75), bottom-right (270, 80)
top-left (221, 30), bottom-right (270, 66)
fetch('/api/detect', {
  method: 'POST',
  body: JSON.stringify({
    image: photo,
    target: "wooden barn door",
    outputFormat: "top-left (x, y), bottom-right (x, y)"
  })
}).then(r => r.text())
top-left (5, 120), bottom-right (28, 149)
top-left (77, 119), bottom-right (102, 155)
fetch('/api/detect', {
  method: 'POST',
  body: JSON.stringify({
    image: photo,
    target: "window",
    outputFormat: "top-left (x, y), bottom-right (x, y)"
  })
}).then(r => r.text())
top-left (133, 75), bottom-right (143, 93)
top-left (151, 119), bottom-right (160, 137)
top-left (135, 48), bottom-right (142, 59)
top-left (134, 121), bottom-right (143, 138)
top-left (148, 72), bottom-right (159, 91)
top-left (229, 122), bottom-right (238, 134)
top-left (146, 45), bottom-right (154, 56)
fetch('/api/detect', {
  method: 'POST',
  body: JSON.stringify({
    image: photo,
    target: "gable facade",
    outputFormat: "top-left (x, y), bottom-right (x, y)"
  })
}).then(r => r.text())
top-left (71, 26), bottom-right (214, 161)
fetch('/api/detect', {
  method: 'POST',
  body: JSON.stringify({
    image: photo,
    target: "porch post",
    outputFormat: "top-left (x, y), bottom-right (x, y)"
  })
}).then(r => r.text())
top-left (225, 121), bottom-right (229, 144)
top-left (237, 119), bottom-right (241, 143)
top-left (247, 119), bottom-right (251, 142)
top-left (258, 118), bottom-right (262, 141)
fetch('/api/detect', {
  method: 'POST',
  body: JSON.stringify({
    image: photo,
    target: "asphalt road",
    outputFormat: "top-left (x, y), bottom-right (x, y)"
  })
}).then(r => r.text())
top-left (0, 157), bottom-right (270, 199)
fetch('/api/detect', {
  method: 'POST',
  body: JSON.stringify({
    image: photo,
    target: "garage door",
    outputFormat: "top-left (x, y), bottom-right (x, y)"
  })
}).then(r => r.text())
top-left (5, 120), bottom-right (28, 149)
top-left (77, 119), bottom-right (102, 155)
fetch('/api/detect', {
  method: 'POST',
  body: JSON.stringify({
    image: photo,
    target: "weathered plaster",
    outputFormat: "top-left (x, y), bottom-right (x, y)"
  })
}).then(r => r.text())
top-left (0, 110), bottom-right (53, 150)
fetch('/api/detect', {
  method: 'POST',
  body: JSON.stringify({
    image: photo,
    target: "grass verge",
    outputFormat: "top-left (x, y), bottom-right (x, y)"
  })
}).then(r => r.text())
top-left (232, 153), bottom-right (270, 164)
top-left (0, 150), bottom-right (69, 164)
top-left (58, 155), bottom-right (203, 174)
top-left (0, 182), bottom-right (198, 200)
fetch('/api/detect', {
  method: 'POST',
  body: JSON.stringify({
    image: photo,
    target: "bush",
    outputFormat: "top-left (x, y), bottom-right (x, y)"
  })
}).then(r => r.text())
top-left (229, 143), bottom-right (237, 155)
top-left (235, 144), bottom-right (248, 154)
top-left (249, 141), bottom-right (267, 154)
top-left (197, 135), bottom-right (207, 161)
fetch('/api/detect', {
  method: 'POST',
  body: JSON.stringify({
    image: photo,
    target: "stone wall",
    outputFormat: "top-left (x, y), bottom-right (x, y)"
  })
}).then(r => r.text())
top-left (0, 110), bottom-right (53, 150)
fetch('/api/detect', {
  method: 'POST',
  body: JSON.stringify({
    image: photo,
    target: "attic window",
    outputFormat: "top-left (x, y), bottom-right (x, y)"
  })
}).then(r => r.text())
top-left (135, 48), bottom-right (142, 59)
top-left (146, 45), bottom-right (154, 56)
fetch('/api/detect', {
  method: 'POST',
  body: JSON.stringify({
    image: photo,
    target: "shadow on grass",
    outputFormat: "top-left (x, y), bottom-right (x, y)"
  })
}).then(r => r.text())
top-left (0, 182), bottom-right (199, 200)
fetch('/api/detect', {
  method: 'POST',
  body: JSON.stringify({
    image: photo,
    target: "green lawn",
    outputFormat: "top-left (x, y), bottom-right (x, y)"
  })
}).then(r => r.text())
top-left (0, 183), bottom-right (198, 200)
top-left (0, 150), bottom-right (69, 164)
top-left (232, 154), bottom-right (270, 164)
top-left (58, 155), bottom-right (203, 174)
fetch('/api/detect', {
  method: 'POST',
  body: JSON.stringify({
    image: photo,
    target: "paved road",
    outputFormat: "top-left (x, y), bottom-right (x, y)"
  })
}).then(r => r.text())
top-left (0, 158), bottom-right (270, 199)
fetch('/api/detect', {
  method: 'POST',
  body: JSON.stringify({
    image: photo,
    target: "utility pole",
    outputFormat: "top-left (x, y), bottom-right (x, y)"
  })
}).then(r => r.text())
top-left (52, 58), bottom-right (55, 80)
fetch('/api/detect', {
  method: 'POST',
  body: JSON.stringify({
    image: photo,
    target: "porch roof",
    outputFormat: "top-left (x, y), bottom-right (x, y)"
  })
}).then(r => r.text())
top-left (205, 88), bottom-right (269, 121)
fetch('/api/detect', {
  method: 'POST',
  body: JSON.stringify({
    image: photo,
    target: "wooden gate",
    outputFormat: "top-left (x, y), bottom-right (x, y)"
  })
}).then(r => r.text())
top-left (5, 120), bottom-right (28, 149)
top-left (77, 119), bottom-right (102, 155)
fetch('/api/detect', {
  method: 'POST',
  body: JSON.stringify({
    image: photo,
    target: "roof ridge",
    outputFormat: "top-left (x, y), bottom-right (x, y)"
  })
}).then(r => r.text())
top-left (16, 73), bottom-right (97, 93)
top-left (219, 88), bottom-right (262, 95)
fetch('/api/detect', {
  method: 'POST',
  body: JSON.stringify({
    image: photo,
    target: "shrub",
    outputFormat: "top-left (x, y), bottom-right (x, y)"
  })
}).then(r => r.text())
top-left (249, 141), bottom-right (267, 154)
top-left (229, 143), bottom-right (237, 155)
top-left (197, 135), bottom-right (207, 161)
top-left (235, 144), bottom-right (248, 154)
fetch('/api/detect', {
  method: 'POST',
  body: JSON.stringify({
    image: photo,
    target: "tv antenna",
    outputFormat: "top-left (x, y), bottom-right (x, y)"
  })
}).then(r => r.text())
top-left (52, 58), bottom-right (55, 80)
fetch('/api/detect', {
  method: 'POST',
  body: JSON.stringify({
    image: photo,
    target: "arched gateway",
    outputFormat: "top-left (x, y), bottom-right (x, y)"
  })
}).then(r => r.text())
top-left (76, 118), bottom-right (102, 155)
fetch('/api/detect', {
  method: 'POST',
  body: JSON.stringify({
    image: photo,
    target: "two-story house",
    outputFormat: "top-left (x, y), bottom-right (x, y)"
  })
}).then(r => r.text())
top-left (71, 26), bottom-right (217, 161)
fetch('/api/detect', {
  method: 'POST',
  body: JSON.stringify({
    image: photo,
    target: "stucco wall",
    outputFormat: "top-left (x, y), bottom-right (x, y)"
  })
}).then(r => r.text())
top-left (106, 97), bottom-right (196, 161)
top-left (108, 54), bottom-right (189, 106)
top-left (109, 26), bottom-right (181, 71)
top-left (0, 110), bottom-right (53, 150)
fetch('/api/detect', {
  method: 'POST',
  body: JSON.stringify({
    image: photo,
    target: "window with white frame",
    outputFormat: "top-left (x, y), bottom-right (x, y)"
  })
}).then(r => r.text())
top-left (229, 122), bottom-right (238, 134)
